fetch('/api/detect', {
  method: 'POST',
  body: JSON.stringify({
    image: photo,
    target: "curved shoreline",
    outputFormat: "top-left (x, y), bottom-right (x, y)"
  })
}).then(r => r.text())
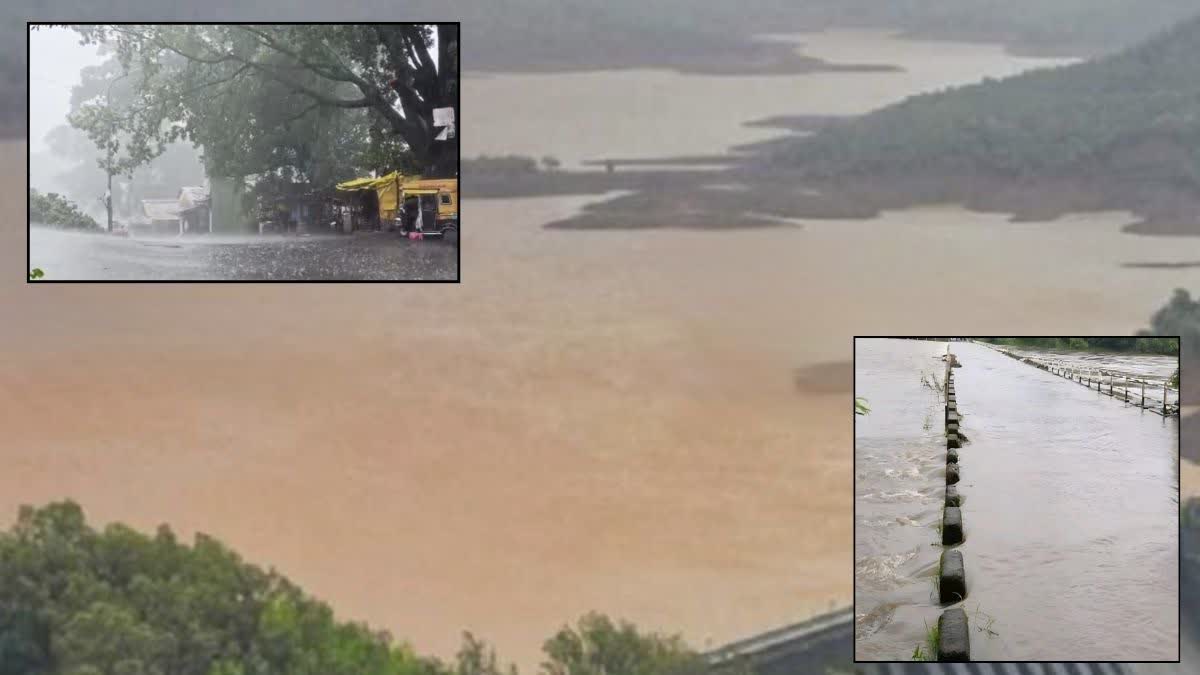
top-left (467, 163), bottom-right (1200, 237)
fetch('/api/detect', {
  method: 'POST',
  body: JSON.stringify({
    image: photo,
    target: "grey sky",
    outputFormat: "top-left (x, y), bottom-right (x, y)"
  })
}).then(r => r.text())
top-left (28, 27), bottom-right (103, 154)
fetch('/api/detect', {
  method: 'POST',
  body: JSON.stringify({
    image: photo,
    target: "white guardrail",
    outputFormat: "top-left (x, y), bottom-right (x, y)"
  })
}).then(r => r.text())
top-left (972, 341), bottom-right (1179, 416)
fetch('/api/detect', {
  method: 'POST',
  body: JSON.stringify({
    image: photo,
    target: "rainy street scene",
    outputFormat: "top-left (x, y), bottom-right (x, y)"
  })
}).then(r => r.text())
top-left (855, 338), bottom-right (1180, 662)
top-left (28, 24), bottom-right (458, 281)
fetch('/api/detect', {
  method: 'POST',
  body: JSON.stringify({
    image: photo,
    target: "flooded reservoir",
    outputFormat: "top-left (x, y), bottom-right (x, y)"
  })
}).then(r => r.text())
top-left (10, 28), bottom-right (1200, 669)
top-left (855, 339), bottom-right (1179, 661)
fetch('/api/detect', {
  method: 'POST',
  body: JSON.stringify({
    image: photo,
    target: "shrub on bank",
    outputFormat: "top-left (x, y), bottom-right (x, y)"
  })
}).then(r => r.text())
top-left (29, 189), bottom-right (101, 230)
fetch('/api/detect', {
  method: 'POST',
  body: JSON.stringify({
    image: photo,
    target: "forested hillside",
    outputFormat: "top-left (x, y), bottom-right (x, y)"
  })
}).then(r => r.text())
top-left (770, 14), bottom-right (1200, 188)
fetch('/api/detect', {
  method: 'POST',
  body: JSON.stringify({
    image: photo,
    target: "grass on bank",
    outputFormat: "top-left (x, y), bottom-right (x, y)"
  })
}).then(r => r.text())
top-left (968, 604), bottom-right (1000, 638)
top-left (911, 619), bottom-right (940, 662)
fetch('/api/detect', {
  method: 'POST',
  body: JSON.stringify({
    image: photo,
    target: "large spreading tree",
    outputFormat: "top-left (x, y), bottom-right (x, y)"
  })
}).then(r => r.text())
top-left (70, 24), bottom-right (458, 184)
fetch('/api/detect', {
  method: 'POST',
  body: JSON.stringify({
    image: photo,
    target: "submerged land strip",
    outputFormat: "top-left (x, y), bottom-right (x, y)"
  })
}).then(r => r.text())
top-left (470, 13), bottom-right (1200, 237)
top-left (468, 149), bottom-right (1200, 237)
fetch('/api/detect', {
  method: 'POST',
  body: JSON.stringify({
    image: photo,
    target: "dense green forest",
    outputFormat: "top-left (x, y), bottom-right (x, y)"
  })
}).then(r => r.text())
top-left (0, 502), bottom-right (749, 675)
top-left (978, 337), bottom-right (1179, 355)
top-left (771, 13), bottom-right (1200, 189)
top-left (28, 189), bottom-right (101, 230)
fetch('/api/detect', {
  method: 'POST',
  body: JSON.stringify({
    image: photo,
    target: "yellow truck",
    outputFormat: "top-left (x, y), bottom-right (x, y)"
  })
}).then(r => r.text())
top-left (335, 173), bottom-right (458, 244)
top-left (398, 177), bottom-right (458, 243)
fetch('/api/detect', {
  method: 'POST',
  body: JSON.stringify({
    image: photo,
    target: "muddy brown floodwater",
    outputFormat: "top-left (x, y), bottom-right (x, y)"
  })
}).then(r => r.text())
top-left (8, 30), bottom-right (1200, 671)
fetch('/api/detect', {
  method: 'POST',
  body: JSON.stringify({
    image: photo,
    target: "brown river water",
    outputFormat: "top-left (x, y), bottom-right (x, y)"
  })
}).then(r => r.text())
top-left (6, 31), bottom-right (1200, 669)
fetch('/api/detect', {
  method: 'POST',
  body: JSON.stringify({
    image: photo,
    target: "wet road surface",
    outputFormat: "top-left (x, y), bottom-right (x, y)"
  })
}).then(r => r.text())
top-left (856, 339), bottom-right (1178, 661)
top-left (29, 226), bottom-right (458, 280)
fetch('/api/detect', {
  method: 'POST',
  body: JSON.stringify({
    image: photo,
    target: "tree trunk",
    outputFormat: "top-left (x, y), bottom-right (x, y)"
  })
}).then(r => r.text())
top-left (426, 23), bottom-right (459, 178)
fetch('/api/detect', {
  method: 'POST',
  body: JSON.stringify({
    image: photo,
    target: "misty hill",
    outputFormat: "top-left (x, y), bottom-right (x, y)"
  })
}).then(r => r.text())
top-left (760, 13), bottom-right (1200, 232)
top-left (7, 1), bottom-right (1200, 138)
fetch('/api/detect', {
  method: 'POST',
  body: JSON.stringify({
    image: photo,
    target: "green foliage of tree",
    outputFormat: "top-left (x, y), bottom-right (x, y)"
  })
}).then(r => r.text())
top-left (1141, 288), bottom-right (1198, 399)
top-left (68, 24), bottom-right (457, 180)
top-left (39, 55), bottom-right (206, 222)
top-left (541, 613), bottom-right (710, 675)
top-left (1142, 289), bottom-right (1200, 356)
top-left (29, 189), bottom-right (101, 230)
top-left (452, 632), bottom-right (518, 675)
top-left (0, 502), bottom-right (435, 675)
top-left (1, 502), bottom-right (743, 675)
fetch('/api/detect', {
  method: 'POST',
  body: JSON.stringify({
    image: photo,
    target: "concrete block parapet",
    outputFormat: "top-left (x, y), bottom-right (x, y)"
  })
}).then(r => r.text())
top-left (946, 463), bottom-right (960, 484)
top-left (945, 485), bottom-right (960, 506)
top-left (939, 550), bottom-right (967, 603)
top-left (942, 506), bottom-right (963, 545)
top-left (937, 608), bottom-right (971, 661)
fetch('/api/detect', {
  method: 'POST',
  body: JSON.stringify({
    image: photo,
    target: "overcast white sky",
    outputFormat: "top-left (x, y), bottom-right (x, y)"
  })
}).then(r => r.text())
top-left (29, 27), bottom-right (104, 154)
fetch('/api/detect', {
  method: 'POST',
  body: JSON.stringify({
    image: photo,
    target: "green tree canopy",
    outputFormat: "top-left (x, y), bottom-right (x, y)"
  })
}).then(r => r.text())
top-left (0, 502), bottom-right (751, 675)
top-left (29, 189), bottom-right (101, 229)
top-left (68, 24), bottom-right (457, 181)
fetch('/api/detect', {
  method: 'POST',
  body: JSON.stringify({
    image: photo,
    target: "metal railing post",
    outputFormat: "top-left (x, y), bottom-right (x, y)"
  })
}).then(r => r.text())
top-left (1141, 381), bottom-right (1145, 407)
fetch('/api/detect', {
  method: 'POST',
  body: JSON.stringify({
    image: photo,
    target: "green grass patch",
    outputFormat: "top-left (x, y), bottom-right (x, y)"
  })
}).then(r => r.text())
top-left (911, 619), bottom-right (940, 661)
